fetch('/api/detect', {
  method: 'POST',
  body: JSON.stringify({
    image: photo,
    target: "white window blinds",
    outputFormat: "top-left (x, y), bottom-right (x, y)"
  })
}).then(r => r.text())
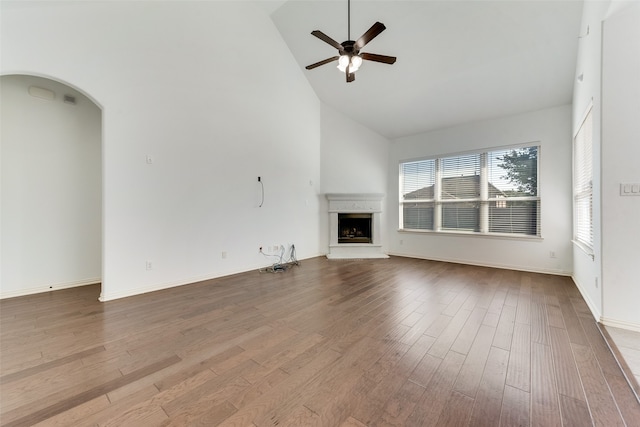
top-left (400, 144), bottom-right (540, 237)
top-left (487, 147), bottom-right (540, 236)
top-left (574, 107), bottom-right (593, 249)
top-left (401, 160), bottom-right (436, 230)
top-left (441, 154), bottom-right (481, 232)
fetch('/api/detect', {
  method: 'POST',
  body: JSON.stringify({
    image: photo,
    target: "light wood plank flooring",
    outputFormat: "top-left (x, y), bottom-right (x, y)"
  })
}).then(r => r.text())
top-left (1, 256), bottom-right (639, 426)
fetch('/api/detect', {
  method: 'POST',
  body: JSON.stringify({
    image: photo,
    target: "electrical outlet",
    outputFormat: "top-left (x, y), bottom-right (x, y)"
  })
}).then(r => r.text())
top-left (549, 251), bottom-right (556, 259)
top-left (146, 261), bottom-right (153, 270)
top-left (221, 251), bottom-right (227, 259)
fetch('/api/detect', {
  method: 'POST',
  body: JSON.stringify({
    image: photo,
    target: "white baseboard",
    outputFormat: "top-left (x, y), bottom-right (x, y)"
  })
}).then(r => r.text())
top-left (600, 317), bottom-right (640, 333)
top-left (387, 252), bottom-right (572, 276)
top-left (0, 278), bottom-right (101, 300)
top-left (99, 253), bottom-right (323, 302)
top-left (98, 272), bottom-right (222, 302)
top-left (571, 274), bottom-right (602, 322)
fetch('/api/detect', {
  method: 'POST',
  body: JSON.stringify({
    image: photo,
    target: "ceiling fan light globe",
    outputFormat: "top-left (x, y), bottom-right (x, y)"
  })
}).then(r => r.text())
top-left (350, 55), bottom-right (363, 72)
top-left (337, 55), bottom-right (350, 72)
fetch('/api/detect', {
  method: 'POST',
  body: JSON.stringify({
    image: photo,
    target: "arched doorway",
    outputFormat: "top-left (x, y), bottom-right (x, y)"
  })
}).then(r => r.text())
top-left (1, 74), bottom-right (103, 299)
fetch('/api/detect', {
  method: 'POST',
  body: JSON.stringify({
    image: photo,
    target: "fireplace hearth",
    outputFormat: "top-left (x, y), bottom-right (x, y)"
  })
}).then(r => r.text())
top-left (326, 193), bottom-right (388, 259)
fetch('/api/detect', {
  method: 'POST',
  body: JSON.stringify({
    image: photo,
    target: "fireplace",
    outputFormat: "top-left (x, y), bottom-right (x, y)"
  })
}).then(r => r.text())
top-left (326, 193), bottom-right (388, 259)
top-left (339, 213), bottom-right (372, 243)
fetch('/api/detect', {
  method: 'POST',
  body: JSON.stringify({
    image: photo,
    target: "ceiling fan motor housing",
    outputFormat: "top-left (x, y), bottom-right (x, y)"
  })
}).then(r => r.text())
top-left (341, 40), bottom-right (357, 55)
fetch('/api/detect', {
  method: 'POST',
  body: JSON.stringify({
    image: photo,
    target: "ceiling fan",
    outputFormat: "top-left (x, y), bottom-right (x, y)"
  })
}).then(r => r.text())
top-left (305, 0), bottom-right (396, 83)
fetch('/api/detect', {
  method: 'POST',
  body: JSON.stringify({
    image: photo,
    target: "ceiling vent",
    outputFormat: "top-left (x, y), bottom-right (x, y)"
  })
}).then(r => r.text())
top-left (64, 94), bottom-right (77, 105)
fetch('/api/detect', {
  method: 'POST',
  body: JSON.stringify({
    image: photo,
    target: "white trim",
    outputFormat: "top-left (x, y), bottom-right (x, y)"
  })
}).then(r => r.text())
top-left (99, 254), bottom-right (322, 302)
top-left (0, 278), bottom-right (100, 300)
top-left (600, 317), bottom-right (640, 333)
top-left (573, 100), bottom-right (594, 139)
top-left (398, 228), bottom-right (543, 242)
top-left (387, 252), bottom-right (571, 276)
top-left (572, 239), bottom-right (595, 259)
top-left (399, 140), bottom-right (542, 165)
top-left (327, 250), bottom-right (388, 259)
top-left (325, 193), bottom-right (384, 202)
top-left (571, 274), bottom-right (602, 322)
top-left (100, 276), bottom-right (214, 302)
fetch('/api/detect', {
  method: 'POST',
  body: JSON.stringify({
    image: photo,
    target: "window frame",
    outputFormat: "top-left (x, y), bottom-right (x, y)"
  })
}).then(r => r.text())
top-left (399, 142), bottom-right (541, 239)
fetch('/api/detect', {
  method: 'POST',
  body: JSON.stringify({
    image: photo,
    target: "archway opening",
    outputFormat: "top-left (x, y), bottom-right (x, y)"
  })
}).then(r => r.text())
top-left (1, 74), bottom-right (103, 299)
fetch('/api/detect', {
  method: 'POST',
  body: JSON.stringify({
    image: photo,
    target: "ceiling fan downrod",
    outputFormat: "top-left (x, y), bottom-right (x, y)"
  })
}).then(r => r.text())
top-left (348, 0), bottom-right (351, 41)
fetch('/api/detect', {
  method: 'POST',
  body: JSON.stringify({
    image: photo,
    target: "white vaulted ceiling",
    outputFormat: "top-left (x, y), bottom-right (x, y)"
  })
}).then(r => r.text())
top-left (271, 0), bottom-right (584, 139)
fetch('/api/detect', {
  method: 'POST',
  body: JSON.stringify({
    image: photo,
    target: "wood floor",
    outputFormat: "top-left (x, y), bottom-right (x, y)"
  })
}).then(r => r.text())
top-left (602, 326), bottom-right (640, 399)
top-left (1, 256), bottom-right (639, 426)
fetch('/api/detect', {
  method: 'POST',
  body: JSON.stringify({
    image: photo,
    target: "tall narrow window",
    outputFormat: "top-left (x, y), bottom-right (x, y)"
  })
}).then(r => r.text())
top-left (400, 144), bottom-right (540, 237)
top-left (574, 107), bottom-right (593, 250)
top-left (487, 147), bottom-right (539, 236)
top-left (401, 159), bottom-right (436, 230)
top-left (440, 153), bottom-right (481, 232)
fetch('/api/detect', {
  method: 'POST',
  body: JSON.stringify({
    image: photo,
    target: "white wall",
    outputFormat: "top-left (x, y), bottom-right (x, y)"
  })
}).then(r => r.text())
top-left (388, 106), bottom-right (573, 275)
top-left (319, 103), bottom-right (391, 253)
top-left (1, 75), bottom-right (102, 297)
top-left (601, 2), bottom-right (640, 330)
top-left (1, 1), bottom-right (322, 301)
top-left (571, 0), bottom-right (640, 330)
top-left (571, 0), bottom-right (611, 320)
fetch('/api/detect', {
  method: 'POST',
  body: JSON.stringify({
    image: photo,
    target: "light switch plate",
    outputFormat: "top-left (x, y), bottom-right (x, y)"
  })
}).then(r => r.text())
top-left (620, 183), bottom-right (640, 196)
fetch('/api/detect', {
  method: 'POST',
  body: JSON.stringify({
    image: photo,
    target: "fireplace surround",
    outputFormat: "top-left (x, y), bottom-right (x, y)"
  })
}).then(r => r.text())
top-left (326, 193), bottom-right (388, 259)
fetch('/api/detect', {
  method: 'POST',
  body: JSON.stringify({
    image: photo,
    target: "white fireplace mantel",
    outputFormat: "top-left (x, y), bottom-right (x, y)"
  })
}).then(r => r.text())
top-left (326, 193), bottom-right (388, 259)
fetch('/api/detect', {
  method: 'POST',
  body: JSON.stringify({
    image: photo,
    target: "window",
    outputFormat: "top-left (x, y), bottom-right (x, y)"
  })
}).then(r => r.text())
top-left (400, 144), bottom-right (540, 237)
top-left (573, 107), bottom-right (593, 250)
top-left (401, 159), bottom-right (435, 230)
top-left (441, 153), bottom-right (481, 232)
top-left (487, 147), bottom-right (539, 236)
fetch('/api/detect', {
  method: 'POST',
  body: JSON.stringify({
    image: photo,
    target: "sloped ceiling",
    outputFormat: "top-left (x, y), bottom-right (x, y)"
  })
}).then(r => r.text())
top-left (271, 0), bottom-right (584, 139)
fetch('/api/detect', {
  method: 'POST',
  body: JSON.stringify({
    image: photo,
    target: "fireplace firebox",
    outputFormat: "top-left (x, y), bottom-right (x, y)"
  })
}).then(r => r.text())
top-left (338, 213), bottom-right (372, 243)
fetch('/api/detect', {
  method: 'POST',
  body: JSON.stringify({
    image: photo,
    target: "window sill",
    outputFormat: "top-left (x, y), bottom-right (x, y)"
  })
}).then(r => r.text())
top-left (572, 240), bottom-right (595, 260)
top-left (398, 228), bottom-right (543, 242)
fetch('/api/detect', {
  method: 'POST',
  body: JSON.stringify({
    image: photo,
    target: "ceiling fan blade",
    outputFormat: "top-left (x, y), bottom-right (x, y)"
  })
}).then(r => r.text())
top-left (306, 56), bottom-right (340, 70)
top-left (311, 30), bottom-right (344, 51)
top-left (355, 22), bottom-right (386, 50)
top-left (361, 52), bottom-right (397, 65)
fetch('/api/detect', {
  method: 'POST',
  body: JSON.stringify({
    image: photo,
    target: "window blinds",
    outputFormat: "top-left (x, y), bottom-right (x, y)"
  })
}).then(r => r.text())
top-left (440, 154), bottom-right (481, 231)
top-left (487, 147), bottom-right (540, 236)
top-left (574, 108), bottom-right (593, 248)
top-left (401, 160), bottom-right (435, 230)
top-left (400, 144), bottom-right (540, 236)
